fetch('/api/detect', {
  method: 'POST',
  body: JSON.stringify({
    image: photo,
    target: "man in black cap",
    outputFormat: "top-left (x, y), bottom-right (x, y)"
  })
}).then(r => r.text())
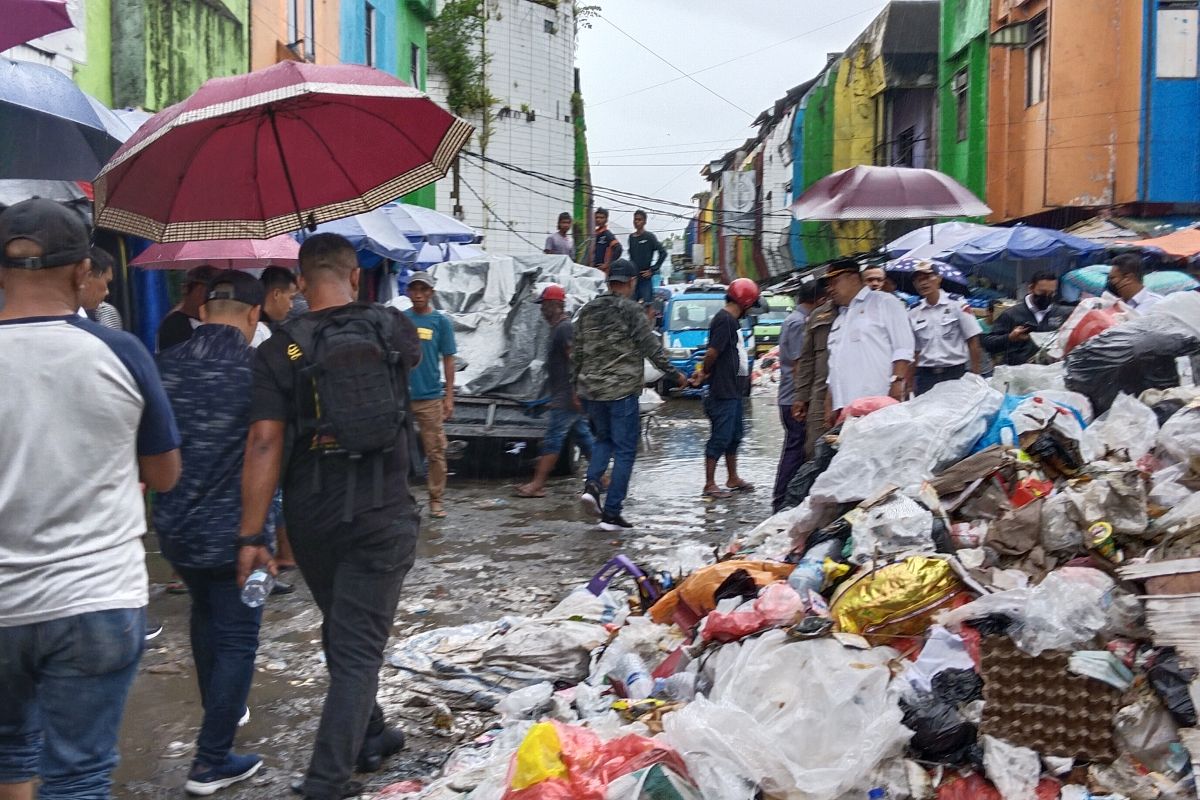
top-left (0, 199), bottom-right (181, 799)
top-left (154, 270), bottom-right (275, 795)
top-left (158, 264), bottom-right (222, 352)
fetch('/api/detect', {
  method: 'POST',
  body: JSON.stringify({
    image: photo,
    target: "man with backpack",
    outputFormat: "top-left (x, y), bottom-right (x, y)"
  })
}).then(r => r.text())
top-left (239, 233), bottom-right (421, 800)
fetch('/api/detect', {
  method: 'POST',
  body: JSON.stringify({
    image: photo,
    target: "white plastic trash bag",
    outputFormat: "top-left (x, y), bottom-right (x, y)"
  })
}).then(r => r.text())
top-left (849, 492), bottom-right (935, 564)
top-left (1081, 393), bottom-right (1159, 462)
top-left (990, 363), bottom-right (1066, 395)
top-left (1157, 403), bottom-right (1200, 465)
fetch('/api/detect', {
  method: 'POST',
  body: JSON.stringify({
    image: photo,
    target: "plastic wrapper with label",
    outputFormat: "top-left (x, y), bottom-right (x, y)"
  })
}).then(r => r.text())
top-left (831, 556), bottom-right (968, 644)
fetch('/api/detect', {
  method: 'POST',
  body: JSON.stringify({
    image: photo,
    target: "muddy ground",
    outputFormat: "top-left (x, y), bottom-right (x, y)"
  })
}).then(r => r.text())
top-left (114, 395), bottom-right (786, 798)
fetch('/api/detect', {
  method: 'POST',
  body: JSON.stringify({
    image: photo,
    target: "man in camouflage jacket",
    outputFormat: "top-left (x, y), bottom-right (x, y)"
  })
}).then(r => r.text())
top-left (572, 259), bottom-right (684, 530)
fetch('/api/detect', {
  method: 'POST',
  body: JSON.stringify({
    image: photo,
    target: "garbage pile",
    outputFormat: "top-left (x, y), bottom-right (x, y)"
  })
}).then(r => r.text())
top-left (373, 296), bottom-right (1200, 800)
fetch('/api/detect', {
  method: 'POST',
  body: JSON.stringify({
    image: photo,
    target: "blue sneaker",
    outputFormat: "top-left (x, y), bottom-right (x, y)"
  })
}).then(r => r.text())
top-left (185, 753), bottom-right (263, 796)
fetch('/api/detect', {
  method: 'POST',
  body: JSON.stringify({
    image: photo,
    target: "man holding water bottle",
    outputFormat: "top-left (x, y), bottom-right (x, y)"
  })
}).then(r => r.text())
top-left (154, 269), bottom-right (271, 795)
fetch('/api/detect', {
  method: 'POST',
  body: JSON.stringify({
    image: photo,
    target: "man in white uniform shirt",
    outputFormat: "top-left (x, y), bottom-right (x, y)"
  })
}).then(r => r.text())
top-left (1108, 253), bottom-right (1164, 311)
top-left (822, 259), bottom-right (914, 426)
top-left (907, 261), bottom-right (983, 395)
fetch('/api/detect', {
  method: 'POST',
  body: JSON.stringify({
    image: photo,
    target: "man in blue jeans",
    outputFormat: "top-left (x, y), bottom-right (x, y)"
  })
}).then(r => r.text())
top-left (572, 259), bottom-right (684, 530)
top-left (155, 270), bottom-right (272, 795)
top-left (515, 284), bottom-right (594, 498)
top-left (691, 278), bottom-right (761, 498)
top-left (0, 199), bottom-right (182, 799)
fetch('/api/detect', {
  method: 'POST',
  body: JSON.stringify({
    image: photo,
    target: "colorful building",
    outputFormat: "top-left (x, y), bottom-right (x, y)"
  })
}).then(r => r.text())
top-left (796, 61), bottom-right (838, 266)
top-left (938, 0), bottom-right (990, 202)
top-left (250, 0), bottom-right (340, 69)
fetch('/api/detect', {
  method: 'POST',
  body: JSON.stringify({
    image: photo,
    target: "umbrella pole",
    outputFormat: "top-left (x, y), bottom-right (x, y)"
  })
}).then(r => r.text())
top-left (267, 109), bottom-right (309, 233)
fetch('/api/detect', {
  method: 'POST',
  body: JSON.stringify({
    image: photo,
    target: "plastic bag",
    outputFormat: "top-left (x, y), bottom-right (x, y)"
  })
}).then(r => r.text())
top-left (1147, 649), bottom-right (1198, 727)
top-left (648, 561), bottom-right (794, 629)
top-left (702, 582), bottom-right (804, 643)
top-left (499, 683), bottom-right (556, 722)
top-left (811, 375), bottom-right (1004, 504)
top-left (990, 363), bottom-right (1067, 395)
top-left (1061, 462), bottom-right (1149, 536)
top-left (831, 557), bottom-right (967, 643)
top-left (1157, 403), bottom-right (1200, 465)
top-left (903, 626), bottom-right (976, 693)
top-left (1081, 392), bottom-right (1160, 462)
top-left (901, 692), bottom-right (976, 765)
top-left (849, 492), bottom-right (935, 564)
top-left (1039, 493), bottom-right (1083, 554)
top-left (1150, 462), bottom-right (1193, 508)
top-left (982, 735), bottom-right (1040, 800)
top-left (836, 395), bottom-right (899, 424)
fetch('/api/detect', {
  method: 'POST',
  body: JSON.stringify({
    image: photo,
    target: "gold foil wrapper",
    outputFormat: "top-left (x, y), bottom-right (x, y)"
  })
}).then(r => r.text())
top-left (830, 557), bottom-right (965, 641)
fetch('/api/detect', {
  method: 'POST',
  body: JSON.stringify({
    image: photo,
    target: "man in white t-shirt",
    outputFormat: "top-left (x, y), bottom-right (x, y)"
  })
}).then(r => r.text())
top-left (0, 199), bottom-right (182, 799)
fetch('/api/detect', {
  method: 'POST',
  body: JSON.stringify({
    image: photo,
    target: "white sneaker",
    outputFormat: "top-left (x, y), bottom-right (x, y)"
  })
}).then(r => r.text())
top-left (237, 707), bottom-right (250, 727)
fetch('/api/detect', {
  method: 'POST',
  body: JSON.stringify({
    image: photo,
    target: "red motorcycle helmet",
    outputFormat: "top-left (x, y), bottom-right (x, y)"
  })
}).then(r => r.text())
top-left (727, 278), bottom-right (761, 310)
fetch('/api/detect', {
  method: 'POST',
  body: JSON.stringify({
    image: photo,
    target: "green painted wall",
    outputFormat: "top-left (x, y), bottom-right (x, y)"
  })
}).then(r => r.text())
top-left (112, 0), bottom-right (249, 111)
top-left (937, 0), bottom-right (989, 201)
top-left (74, 0), bottom-right (113, 105)
top-left (800, 67), bottom-right (838, 265)
top-left (400, 0), bottom-right (435, 208)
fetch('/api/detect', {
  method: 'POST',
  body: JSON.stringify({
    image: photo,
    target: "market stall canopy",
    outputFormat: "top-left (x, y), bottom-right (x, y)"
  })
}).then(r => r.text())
top-left (1117, 228), bottom-right (1200, 259)
top-left (380, 203), bottom-right (476, 244)
top-left (299, 205), bottom-right (419, 263)
top-left (942, 225), bottom-right (1105, 268)
top-left (416, 241), bottom-right (486, 267)
top-left (0, 57), bottom-right (125, 181)
top-left (0, 0), bottom-right (72, 52)
top-left (790, 165), bottom-right (991, 221)
top-left (130, 235), bottom-right (300, 270)
top-left (886, 221), bottom-right (992, 257)
top-left (1062, 265), bottom-right (1199, 296)
top-left (94, 61), bottom-right (473, 242)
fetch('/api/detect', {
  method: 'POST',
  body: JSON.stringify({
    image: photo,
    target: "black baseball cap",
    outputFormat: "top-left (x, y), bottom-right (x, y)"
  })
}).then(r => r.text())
top-left (813, 258), bottom-right (860, 281)
top-left (205, 269), bottom-right (265, 307)
top-left (607, 258), bottom-right (638, 283)
top-left (0, 198), bottom-right (90, 269)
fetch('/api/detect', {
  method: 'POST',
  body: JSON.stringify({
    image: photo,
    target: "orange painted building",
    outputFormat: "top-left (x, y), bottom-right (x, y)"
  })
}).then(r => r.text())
top-left (986, 0), bottom-right (1143, 222)
top-left (250, 0), bottom-right (341, 69)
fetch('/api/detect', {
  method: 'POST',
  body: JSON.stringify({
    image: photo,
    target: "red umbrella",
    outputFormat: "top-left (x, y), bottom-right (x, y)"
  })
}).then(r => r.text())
top-left (94, 62), bottom-right (473, 242)
top-left (130, 235), bottom-right (300, 270)
top-left (790, 165), bottom-right (990, 221)
top-left (0, 0), bottom-right (72, 52)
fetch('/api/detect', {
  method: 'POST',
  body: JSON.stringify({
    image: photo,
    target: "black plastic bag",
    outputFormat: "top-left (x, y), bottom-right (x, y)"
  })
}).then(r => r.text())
top-left (932, 668), bottom-right (984, 705)
top-left (1148, 648), bottom-right (1197, 727)
top-left (1065, 315), bottom-right (1199, 413)
top-left (1152, 399), bottom-right (1187, 427)
top-left (900, 691), bottom-right (977, 764)
top-left (713, 568), bottom-right (758, 606)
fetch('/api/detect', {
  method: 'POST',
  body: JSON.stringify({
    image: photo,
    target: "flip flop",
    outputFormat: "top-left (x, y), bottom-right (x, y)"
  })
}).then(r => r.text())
top-left (702, 487), bottom-right (734, 499)
top-left (429, 505), bottom-right (447, 519)
top-left (512, 485), bottom-right (546, 498)
top-left (727, 482), bottom-right (756, 493)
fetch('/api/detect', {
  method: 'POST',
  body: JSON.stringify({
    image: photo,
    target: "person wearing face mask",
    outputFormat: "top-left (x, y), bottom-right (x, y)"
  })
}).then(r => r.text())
top-left (982, 271), bottom-right (1068, 366)
top-left (1106, 254), bottom-right (1164, 311)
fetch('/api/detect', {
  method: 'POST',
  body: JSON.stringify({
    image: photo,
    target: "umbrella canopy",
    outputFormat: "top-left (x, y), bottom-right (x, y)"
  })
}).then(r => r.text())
top-left (790, 165), bottom-right (991, 221)
top-left (300, 206), bottom-right (419, 263)
top-left (380, 202), bottom-right (476, 244)
top-left (941, 225), bottom-right (1105, 268)
top-left (0, 0), bottom-right (72, 52)
top-left (1062, 265), bottom-right (1200, 296)
top-left (94, 61), bottom-right (474, 242)
top-left (415, 241), bottom-right (486, 267)
top-left (0, 57), bottom-right (125, 181)
top-left (1117, 228), bottom-right (1200, 259)
top-left (130, 235), bottom-right (300, 270)
top-left (886, 221), bottom-right (992, 257)
top-left (884, 257), bottom-right (970, 295)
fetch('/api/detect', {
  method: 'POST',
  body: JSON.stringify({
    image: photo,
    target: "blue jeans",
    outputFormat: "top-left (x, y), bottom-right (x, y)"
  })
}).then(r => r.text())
top-left (0, 606), bottom-right (145, 798)
top-left (634, 276), bottom-right (654, 304)
top-left (704, 395), bottom-right (745, 461)
top-left (585, 395), bottom-right (641, 516)
top-left (540, 408), bottom-right (595, 458)
top-left (175, 564), bottom-right (263, 766)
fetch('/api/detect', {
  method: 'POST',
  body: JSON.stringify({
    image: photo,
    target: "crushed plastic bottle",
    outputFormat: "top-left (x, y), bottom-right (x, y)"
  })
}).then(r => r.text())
top-left (611, 652), bottom-right (654, 699)
top-left (653, 672), bottom-right (697, 701)
top-left (240, 568), bottom-right (276, 608)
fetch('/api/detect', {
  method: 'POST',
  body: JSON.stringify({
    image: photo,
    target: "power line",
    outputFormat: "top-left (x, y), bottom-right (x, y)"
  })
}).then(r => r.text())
top-left (458, 174), bottom-right (542, 250)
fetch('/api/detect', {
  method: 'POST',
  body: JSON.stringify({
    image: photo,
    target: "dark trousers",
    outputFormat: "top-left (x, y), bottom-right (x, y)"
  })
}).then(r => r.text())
top-left (585, 395), bottom-right (641, 516)
top-left (772, 405), bottom-right (807, 512)
top-left (175, 564), bottom-right (263, 767)
top-left (914, 363), bottom-right (968, 396)
top-left (291, 510), bottom-right (419, 800)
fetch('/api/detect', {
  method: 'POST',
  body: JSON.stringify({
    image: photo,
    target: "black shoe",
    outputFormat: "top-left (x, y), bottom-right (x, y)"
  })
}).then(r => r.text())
top-left (355, 726), bottom-right (405, 773)
top-left (271, 580), bottom-right (295, 596)
top-left (144, 617), bottom-right (164, 642)
top-left (580, 480), bottom-right (602, 517)
top-left (290, 778), bottom-right (363, 798)
top-left (599, 511), bottom-right (634, 531)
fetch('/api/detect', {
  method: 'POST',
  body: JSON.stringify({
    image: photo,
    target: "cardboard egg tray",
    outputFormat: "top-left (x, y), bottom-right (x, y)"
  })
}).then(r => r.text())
top-left (979, 636), bottom-right (1123, 761)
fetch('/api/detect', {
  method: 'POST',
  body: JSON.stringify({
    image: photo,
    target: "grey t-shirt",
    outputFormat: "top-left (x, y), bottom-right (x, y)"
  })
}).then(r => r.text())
top-left (776, 306), bottom-right (810, 407)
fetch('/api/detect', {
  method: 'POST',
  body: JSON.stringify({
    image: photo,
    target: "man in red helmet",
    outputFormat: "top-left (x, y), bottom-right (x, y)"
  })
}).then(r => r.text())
top-left (690, 278), bottom-right (760, 498)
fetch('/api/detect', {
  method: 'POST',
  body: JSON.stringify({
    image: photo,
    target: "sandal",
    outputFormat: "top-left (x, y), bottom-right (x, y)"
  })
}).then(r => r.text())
top-left (702, 487), bottom-right (733, 499)
top-left (429, 503), bottom-right (447, 519)
top-left (512, 485), bottom-right (546, 498)
top-left (727, 481), bottom-right (756, 493)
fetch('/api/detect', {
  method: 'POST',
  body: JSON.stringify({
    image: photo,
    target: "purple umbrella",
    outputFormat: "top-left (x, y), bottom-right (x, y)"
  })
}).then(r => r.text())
top-left (0, 0), bottom-right (72, 52)
top-left (791, 165), bottom-right (991, 221)
top-left (885, 257), bottom-right (970, 295)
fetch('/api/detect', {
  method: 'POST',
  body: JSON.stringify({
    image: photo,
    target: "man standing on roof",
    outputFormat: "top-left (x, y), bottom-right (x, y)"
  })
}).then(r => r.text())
top-left (690, 278), bottom-right (760, 499)
top-left (627, 210), bottom-right (667, 306)
top-left (544, 212), bottom-right (575, 257)
top-left (590, 208), bottom-right (622, 275)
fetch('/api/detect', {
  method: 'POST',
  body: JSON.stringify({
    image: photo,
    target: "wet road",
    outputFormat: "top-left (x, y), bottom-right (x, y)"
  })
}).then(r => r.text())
top-left (114, 394), bottom-right (786, 798)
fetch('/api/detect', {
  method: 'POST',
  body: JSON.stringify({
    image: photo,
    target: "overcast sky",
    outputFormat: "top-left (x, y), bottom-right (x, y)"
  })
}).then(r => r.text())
top-left (574, 0), bottom-right (888, 238)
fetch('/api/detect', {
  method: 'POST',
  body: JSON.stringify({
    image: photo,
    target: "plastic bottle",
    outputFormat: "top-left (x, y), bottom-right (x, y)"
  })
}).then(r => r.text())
top-left (612, 652), bottom-right (654, 699)
top-left (241, 568), bottom-right (276, 608)
top-left (787, 538), bottom-right (842, 595)
top-left (653, 673), bottom-right (697, 702)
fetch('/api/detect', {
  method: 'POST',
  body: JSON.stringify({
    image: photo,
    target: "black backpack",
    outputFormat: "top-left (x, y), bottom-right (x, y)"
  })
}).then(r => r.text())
top-left (282, 303), bottom-right (411, 521)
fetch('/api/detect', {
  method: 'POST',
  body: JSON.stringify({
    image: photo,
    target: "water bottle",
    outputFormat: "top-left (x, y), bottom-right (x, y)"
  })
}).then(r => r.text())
top-left (787, 538), bottom-right (842, 595)
top-left (613, 653), bottom-right (654, 699)
top-left (241, 568), bottom-right (276, 608)
top-left (653, 673), bottom-right (697, 702)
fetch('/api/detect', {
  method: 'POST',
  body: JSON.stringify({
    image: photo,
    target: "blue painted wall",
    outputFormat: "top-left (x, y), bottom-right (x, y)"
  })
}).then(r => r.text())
top-left (788, 106), bottom-right (807, 267)
top-left (1141, 0), bottom-right (1200, 202)
top-left (341, 0), bottom-right (396, 74)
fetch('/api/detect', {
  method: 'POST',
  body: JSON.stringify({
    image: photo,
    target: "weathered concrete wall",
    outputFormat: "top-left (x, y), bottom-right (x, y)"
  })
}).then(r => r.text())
top-left (251, 0), bottom-right (340, 70)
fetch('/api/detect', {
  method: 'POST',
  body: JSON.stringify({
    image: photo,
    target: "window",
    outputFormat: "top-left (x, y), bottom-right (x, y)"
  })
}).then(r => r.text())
top-left (953, 70), bottom-right (969, 141)
top-left (410, 44), bottom-right (422, 87)
top-left (544, 19), bottom-right (557, 34)
top-left (1026, 14), bottom-right (1047, 106)
top-left (365, 4), bottom-right (376, 67)
top-left (305, 0), bottom-right (316, 60)
top-left (1157, 1), bottom-right (1199, 78)
top-left (895, 127), bottom-right (916, 167)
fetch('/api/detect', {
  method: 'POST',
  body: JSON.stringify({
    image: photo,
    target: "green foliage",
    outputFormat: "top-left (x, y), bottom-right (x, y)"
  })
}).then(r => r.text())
top-left (429, 0), bottom-right (491, 116)
top-left (574, 3), bottom-right (600, 29)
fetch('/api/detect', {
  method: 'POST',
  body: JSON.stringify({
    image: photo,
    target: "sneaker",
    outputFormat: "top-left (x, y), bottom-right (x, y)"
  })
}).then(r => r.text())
top-left (144, 617), bottom-right (164, 642)
top-left (237, 707), bottom-right (250, 727)
top-left (185, 753), bottom-right (262, 796)
top-left (599, 511), bottom-right (634, 531)
top-left (290, 777), bottom-right (363, 798)
top-left (355, 725), bottom-right (406, 772)
top-left (579, 480), bottom-right (602, 517)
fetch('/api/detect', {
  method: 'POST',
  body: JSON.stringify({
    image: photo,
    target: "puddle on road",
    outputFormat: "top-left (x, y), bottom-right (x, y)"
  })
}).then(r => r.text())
top-left (113, 395), bottom-right (785, 798)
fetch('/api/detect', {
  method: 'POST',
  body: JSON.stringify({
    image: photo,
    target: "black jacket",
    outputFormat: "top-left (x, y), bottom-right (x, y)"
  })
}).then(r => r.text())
top-left (982, 298), bottom-right (1069, 366)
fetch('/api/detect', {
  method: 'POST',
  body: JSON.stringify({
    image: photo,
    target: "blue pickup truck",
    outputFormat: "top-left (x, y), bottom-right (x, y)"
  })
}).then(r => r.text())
top-left (659, 282), bottom-right (755, 396)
